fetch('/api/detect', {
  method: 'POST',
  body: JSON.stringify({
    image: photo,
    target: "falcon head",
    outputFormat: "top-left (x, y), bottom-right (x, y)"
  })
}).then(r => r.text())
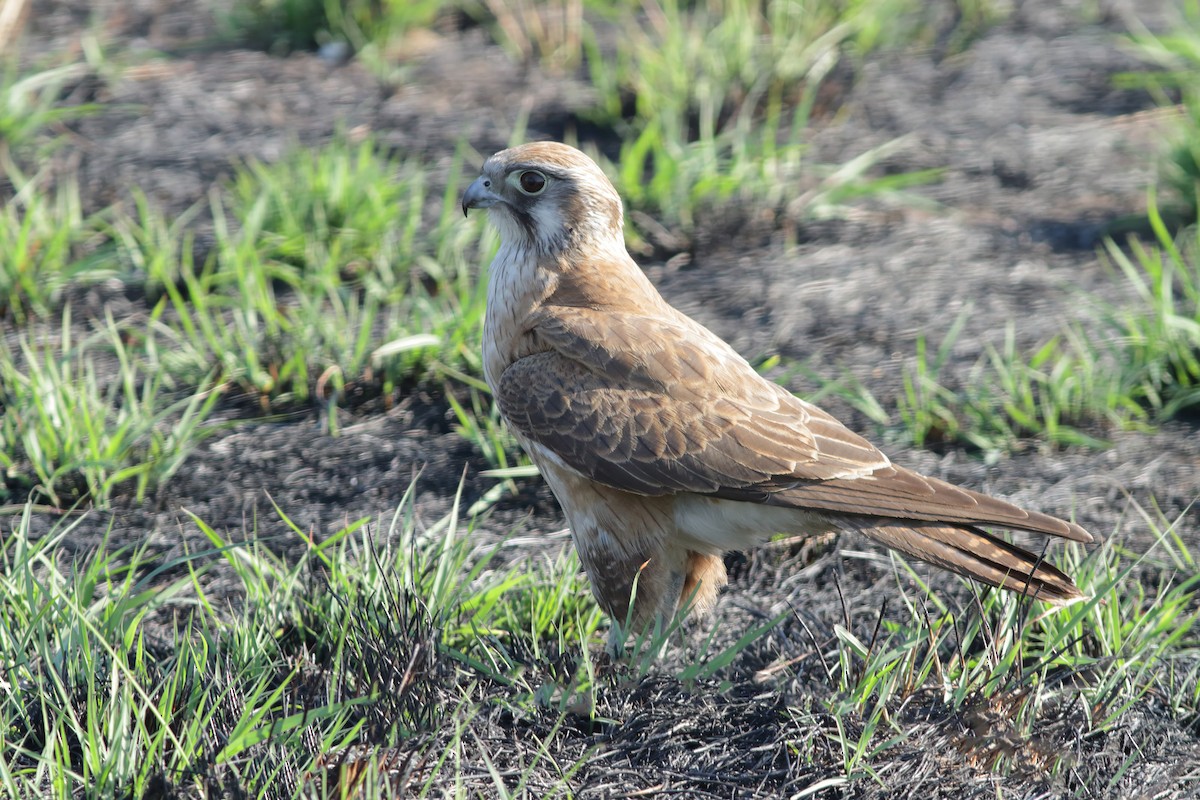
top-left (462, 142), bottom-right (624, 254)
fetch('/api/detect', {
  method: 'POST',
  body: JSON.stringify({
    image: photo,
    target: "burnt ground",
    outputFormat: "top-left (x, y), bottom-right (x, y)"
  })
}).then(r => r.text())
top-left (8, 0), bottom-right (1200, 797)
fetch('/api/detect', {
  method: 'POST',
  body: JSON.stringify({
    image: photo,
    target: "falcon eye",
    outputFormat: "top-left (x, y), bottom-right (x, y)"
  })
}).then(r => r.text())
top-left (517, 170), bottom-right (547, 195)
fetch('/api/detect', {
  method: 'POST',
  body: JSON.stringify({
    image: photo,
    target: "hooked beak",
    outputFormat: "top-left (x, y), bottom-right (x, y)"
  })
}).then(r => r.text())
top-left (462, 175), bottom-right (500, 217)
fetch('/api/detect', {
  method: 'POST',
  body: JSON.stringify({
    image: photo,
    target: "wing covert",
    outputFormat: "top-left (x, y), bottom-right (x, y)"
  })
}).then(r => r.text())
top-left (496, 307), bottom-right (888, 497)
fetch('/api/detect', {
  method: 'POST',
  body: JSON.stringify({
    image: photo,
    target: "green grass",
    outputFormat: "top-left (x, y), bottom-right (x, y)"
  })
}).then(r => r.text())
top-left (854, 507), bottom-right (1197, 722)
top-left (787, 0), bottom-right (1200, 455)
top-left (892, 315), bottom-right (1127, 457)
top-left (800, 194), bottom-right (1200, 458)
top-left (3, 135), bottom-right (496, 507)
top-left (582, 0), bottom-right (943, 238)
top-left (0, 482), bottom-right (740, 796)
top-left (0, 60), bottom-right (101, 164)
top-left (1101, 192), bottom-right (1200, 418)
top-left (223, 0), bottom-right (447, 55)
top-left (1124, 2), bottom-right (1200, 220)
top-left (227, 0), bottom-right (947, 240)
top-left (0, 172), bottom-right (108, 325)
top-left (4, 487), bottom-right (1196, 797)
top-left (0, 310), bottom-right (221, 507)
top-left (762, 501), bottom-right (1200, 785)
top-left (130, 137), bottom-right (494, 411)
top-left (1, 503), bottom-right (380, 797)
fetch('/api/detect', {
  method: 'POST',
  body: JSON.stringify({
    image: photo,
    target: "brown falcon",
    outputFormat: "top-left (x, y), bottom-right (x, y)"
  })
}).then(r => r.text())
top-left (462, 141), bottom-right (1091, 651)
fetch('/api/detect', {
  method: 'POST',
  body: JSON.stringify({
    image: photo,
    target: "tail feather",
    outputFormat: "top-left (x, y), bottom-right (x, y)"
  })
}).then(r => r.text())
top-left (852, 521), bottom-right (1086, 606)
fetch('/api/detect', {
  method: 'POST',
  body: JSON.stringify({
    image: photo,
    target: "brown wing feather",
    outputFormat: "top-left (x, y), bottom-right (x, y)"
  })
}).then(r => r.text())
top-left (499, 305), bottom-right (1091, 543)
top-left (499, 308), bottom-right (887, 494)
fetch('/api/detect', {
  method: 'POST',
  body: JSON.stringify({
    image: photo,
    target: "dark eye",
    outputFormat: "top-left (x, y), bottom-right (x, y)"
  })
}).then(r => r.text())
top-left (518, 170), bottom-right (547, 194)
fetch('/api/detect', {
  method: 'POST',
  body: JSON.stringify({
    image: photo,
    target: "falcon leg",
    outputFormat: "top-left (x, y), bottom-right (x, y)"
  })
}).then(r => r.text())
top-left (599, 548), bottom-right (688, 657)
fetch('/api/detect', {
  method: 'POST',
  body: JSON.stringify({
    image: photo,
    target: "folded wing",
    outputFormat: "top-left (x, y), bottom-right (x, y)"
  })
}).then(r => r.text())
top-left (498, 305), bottom-right (1091, 544)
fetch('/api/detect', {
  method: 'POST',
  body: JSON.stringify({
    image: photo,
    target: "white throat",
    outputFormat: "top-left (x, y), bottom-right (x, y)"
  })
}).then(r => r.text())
top-left (482, 239), bottom-right (542, 391)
